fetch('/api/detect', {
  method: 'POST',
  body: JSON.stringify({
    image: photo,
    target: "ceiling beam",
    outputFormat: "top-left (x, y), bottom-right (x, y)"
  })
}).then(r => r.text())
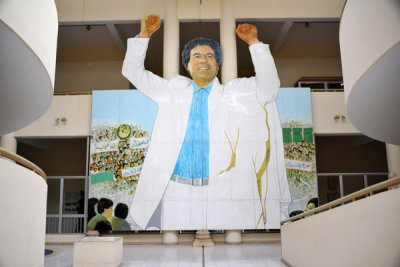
top-left (106, 23), bottom-right (126, 51)
top-left (271, 20), bottom-right (293, 53)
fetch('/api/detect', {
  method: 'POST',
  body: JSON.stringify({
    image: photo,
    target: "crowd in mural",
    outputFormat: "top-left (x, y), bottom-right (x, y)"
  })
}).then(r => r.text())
top-left (89, 146), bottom-right (147, 181)
top-left (281, 120), bottom-right (317, 214)
top-left (90, 123), bottom-right (150, 183)
top-left (284, 141), bottom-right (315, 163)
top-left (88, 123), bottom-right (150, 218)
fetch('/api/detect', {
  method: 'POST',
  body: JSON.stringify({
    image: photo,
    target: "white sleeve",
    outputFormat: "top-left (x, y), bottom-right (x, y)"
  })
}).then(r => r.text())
top-left (225, 43), bottom-right (280, 105)
top-left (121, 37), bottom-right (171, 101)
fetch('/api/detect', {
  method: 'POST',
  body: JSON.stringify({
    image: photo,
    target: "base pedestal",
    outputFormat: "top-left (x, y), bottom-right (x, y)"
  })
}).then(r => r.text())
top-left (224, 230), bottom-right (243, 244)
top-left (193, 230), bottom-right (214, 247)
top-left (163, 230), bottom-right (179, 245)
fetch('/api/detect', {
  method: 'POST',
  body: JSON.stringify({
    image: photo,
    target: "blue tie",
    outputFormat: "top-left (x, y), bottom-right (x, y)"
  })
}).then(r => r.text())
top-left (172, 82), bottom-right (212, 179)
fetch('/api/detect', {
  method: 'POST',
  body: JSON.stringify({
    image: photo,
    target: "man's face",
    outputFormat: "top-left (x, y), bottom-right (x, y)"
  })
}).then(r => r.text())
top-left (187, 45), bottom-right (218, 85)
top-left (102, 206), bottom-right (113, 219)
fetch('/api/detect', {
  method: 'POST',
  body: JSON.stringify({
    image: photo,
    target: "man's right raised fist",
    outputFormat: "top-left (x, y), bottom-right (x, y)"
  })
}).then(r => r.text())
top-left (139, 14), bottom-right (161, 38)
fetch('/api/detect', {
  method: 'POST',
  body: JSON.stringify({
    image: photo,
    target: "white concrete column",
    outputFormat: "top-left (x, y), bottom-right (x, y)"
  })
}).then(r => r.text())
top-left (0, 132), bottom-right (17, 152)
top-left (162, 230), bottom-right (179, 245)
top-left (386, 143), bottom-right (400, 177)
top-left (220, 0), bottom-right (238, 83)
top-left (224, 230), bottom-right (243, 244)
top-left (162, 1), bottom-right (179, 244)
top-left (163, 0), bottom-right (179, 79)
top-left (220, 1), bottom-right (242, 244)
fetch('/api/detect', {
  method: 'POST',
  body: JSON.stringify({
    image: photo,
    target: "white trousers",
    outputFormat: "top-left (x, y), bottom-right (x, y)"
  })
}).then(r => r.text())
top-left (161, 180), bottom-right (209, 230)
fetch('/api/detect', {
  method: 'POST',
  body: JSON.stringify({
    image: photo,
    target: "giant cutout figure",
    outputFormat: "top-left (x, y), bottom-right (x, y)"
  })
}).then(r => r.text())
top-left (122, 15), bottom-right (291, 230)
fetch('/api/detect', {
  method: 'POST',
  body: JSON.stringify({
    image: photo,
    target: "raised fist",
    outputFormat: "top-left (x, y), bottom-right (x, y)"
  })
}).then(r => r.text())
top-left (236, 23), bottom-right (259, 45)
top-left (139, 14), bottom-right (161, 38)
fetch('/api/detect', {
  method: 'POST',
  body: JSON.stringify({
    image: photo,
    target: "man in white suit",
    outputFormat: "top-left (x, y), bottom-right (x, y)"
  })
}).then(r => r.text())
top-left (122, 14), bottom-right (291, 230)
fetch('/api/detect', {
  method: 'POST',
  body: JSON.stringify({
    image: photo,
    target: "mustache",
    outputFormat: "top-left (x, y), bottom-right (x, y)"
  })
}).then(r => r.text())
top-left (197, 64), bottom-right (210, 69)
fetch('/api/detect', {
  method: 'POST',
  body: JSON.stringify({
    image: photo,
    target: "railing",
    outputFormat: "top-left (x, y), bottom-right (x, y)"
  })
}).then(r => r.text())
top-left (317, 172), bottom-right (388, 199)
top-left (46, 175), bottom-right (88, 234)
top-left (53, 91), bottom-right (92, 96)
top-left (46, 215), bottom-right (85, 234)
top-left (281, 176), bottom-right (400, 225)
top-left (310, 88), bottom-right (344, 92)
top-left (0, 147), bottom-right (46, 180)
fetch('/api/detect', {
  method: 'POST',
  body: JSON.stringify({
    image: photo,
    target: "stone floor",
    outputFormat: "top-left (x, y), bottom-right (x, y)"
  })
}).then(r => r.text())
top-left (44, 243), bottom-right (287, 267)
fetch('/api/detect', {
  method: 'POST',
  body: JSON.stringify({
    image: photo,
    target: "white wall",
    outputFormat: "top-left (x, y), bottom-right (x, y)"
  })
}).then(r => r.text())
top-left (55, 0), bottom-right (345, 22)
top-left (312, 92), bottom-right (359, 135)
top-left (1, 0), bottom-right (58, 85)
top-left (281, 188), bottom-right (400, 267)
top-left (340, 0), bottom-right (400, 145)
top-left (0, 157), bottom-right (47, 267)
top-left (15, 95), bottom-right (91, 137)
top-left (0, 0), bottom-right (58, 135)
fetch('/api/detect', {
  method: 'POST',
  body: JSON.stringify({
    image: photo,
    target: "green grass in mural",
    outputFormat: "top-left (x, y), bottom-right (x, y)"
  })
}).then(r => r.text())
top-left (90, 171), bottom-right (114, 184)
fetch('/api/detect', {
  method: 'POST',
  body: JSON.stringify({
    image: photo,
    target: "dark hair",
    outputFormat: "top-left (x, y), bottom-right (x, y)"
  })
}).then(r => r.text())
top-left (87, 197), bottom-right (99, 221)
top-left (289, 210), bottom-right (304, 217)
top-left (114, 203), bottom-right (129, 219)
top-left (181, 38), bottom-right (222, 70)
top-left (97, 198), bottom-right (113, 214)
top-left (307, 198), bottom-right (319, 208)
top-left (94, 220), bottom-right (112, 234)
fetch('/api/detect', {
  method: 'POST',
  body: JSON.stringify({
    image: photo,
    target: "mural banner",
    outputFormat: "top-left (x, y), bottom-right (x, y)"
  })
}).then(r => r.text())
top-left (276, 88), bottom-right (318, 215)
top-left (89, 90), bottom-right (157, 231)
top-left (89, 88), bottom-right (317, 231)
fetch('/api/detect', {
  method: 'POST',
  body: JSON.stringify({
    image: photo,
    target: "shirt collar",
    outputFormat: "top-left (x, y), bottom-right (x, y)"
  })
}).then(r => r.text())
top-left (192, 80), bottom-right (214, 94)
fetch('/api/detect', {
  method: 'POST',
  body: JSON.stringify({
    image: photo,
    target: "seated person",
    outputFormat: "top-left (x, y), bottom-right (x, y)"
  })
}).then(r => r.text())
top-left (305, 198), bottom-right (319, 211)
top-left (289, 210), bottom-right (304, 217)
top-left (87, 198), bottom-right (113, 230)
top-left (110, 203), bottom-right (131, 231)
top-left (87, 197), bottom-right (99, 222)
top-left (94, 220), bottom-right (112, 235)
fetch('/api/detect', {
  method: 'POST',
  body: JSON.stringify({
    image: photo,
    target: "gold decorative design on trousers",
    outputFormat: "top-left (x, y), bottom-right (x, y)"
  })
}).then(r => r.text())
top-left (253, 104), bottom-right (271, 229)
top-left (218, 128), bottom-right (240, 175)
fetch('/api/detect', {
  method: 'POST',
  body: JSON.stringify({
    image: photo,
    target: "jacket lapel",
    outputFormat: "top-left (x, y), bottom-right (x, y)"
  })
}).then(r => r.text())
top-left (208, 78), bottom-right (223, 122)
top-left (175, 77), bottom-right (223, 143)
top-left (175, 85), bottom-right (193, 144)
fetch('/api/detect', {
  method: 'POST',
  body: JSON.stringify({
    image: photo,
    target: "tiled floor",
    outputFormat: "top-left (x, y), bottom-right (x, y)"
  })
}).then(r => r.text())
top-left (44, 243), bottom-right (286, 267)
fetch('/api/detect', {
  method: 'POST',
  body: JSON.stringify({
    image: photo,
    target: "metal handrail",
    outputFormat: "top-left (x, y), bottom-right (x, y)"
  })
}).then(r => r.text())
top-left (47, 175), bottom-right (88, 179)
top-left (317, 172), bottom-right (387, 176)
top-left (47, 214), bottom-right (85, 217)
top-left (0, 147), bottom-right (46, 180)
top-left (281, 176), bottom-right (400, 225)
top-left (54, 91), bottom-right (92, 96)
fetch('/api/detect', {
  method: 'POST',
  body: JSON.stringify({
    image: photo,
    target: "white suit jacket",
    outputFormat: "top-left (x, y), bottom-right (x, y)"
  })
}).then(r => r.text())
top-left (122, 37), bottom-right (291, 230)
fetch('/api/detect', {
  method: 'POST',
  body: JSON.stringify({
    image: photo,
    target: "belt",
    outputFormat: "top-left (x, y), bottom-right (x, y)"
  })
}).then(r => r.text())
top-left (170, 175), bottom-right (209, 186)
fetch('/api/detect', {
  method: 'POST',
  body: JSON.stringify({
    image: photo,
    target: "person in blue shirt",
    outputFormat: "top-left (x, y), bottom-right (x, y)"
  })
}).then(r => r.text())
top-left (122, 14), bottom-right (291, 230)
